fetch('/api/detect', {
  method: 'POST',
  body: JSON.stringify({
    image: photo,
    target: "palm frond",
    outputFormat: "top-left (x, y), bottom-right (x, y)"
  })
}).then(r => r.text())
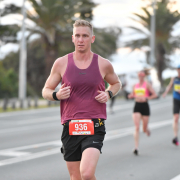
top-left (123, 38), bottom-right (149, 50)
top-left (133, 13), bottom-right (149, 24)
top-left (126, 26), bottom-right (149, 36)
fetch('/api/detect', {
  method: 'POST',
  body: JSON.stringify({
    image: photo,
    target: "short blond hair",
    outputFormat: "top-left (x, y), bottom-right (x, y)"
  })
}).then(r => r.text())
top-left (73, 19), bottom-right (93, 35)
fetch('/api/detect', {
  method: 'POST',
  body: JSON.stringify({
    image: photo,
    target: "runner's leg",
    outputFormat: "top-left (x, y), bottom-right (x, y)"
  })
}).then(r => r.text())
top-left (132, 113), bottom-right (141, 149)
top-left (173, 114), bottom-right (179, 137)
top-left (142, 116), bottom-right (150, 136)
top-left (66, 161), bottom-right (81, 180)
top-left (80, 148), bottom-right (100, 180)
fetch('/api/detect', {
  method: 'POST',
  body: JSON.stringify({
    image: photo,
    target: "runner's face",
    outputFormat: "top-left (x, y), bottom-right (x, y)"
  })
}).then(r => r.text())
top-left (138, 72), bottom-right (145, 80)
top-left (177, 68), bottom-right (180, 76)
top-left (72, 26), bottom-right (95, 53)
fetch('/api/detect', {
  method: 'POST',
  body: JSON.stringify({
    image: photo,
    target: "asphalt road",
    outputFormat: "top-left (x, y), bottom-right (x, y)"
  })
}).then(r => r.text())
top-left (0, 96), bottom-right (180, 180)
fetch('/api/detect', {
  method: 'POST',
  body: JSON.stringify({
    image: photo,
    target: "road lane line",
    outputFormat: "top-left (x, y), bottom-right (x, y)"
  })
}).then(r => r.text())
top-left (16, 116), bottom-right (60, 125)
top-left (0, 107), bottom-right (60, 118)
top-left (0, 119), bottom-right (173, 167)
top-left (0, 151), bottom-right (31, 157)
top-left (0, 123), bottom-right (62, 134)
top-left (0, 140), bottom-right (61, 152)
top-left (0, 148), bottom-right (60, 167)
top-left (171, 174), bottom-right (180, 180)
top-left (105, 119), bottom-right (172, 141)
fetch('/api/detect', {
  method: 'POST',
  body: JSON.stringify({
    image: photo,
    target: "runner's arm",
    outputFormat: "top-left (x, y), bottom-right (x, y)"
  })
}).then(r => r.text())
top-left (162, 77), bottom-right (174, 97)
top-left (42, 60), bottom-right (62, 101)
top-left (104, 62), bottom-right (121, 97)
top-left (147, 82), bottom-right (157, 100)
top-left (42, 56), bottom-right (71, 101)
top-left (95, 60), bottom-right (121, 103)
top-left (128, 85), bottom-right (135, 99)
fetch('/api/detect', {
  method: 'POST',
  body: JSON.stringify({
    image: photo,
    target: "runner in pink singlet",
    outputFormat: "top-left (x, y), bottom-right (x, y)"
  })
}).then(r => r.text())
top-left (128, 71), bottom-right (157, 155)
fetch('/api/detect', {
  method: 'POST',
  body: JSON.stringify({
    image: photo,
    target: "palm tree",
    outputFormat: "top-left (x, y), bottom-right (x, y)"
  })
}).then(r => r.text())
top-left (26, 0), bottom-right (121, 77)
top-left (1, 0), bottom-right (121, 95)
top-left (0, 4), bottom-right (21, 45)
top-left (124, 0), bottom-right (180, 85)
top-left (1, 0), bottom-right (120, 78)
top-left (25, 0), bottom-right (95, 77)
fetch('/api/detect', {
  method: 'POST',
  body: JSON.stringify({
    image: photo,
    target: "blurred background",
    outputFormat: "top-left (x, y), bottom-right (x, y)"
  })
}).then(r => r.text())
top-left (0, 0), bottom-right (180, 110)
top-left (1, 1), bottom-right (180, 180)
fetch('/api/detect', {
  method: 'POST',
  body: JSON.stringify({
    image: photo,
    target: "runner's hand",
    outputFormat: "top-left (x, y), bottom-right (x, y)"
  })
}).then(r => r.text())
top-left (95, 91), bottom-right (109, 103)
top-left (128, 94), bottom-right (134, 99)
top-left (56, 83), bottom-right (71, 100)
top-left (162, 93), bottom-right (166, 98)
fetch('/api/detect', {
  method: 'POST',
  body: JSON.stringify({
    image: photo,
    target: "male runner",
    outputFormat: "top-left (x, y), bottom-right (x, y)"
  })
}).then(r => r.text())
top-left (42, 19), bottom-right (121, 180)
top-left (162, 65), bottom-right (180, 146)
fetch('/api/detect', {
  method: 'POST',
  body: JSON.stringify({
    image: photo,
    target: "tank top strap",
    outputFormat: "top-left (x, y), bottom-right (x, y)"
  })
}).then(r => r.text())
top-left (68, 52), bottom-right (74, 64)
top-left (143, 81), bottom-right (147, 88)
top-left (93, 53), bottom-right (98, 62)
top-left (135, 83), bottom-right (139, 88)
top-left (89, 53), bottom-right (98, 68)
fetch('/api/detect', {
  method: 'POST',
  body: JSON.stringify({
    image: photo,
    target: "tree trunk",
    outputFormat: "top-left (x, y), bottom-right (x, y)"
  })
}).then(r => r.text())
top-left (146, 51), bottom-right (150, 64)
top-left (45, 46), bottom-right (58, 78)
top-left (156, 43), bottom-right (166, 86)
top-left (42, 34), bottom-right (59, 79)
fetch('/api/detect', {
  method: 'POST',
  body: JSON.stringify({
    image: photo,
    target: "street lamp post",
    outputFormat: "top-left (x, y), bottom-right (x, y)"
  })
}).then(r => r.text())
top-left (149, 0), bottom-right (156, 66)
top-left (18, 0), bottom-right (27, 108)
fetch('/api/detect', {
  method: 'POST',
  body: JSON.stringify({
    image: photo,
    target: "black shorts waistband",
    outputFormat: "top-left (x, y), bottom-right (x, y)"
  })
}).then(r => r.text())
top-left (63, 119), bottom-right (105, 126)
top-left (135, 101), bottom-right (149, 105)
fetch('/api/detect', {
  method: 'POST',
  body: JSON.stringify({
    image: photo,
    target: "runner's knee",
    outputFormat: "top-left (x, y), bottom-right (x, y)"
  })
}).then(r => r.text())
top-left (174, 118), bottom-right (179, 124)
top-left (70, 172), bottom-right (82, 180)
top-left (143, 126), bottom-right (147, 133)
top-left (81, 170), bottom-right (94, 180)
top-left (135, 126), bottom-right (140, 132)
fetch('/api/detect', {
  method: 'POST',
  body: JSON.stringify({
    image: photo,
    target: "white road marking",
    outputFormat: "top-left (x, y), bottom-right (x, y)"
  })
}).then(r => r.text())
top-left (0, 119), bottom-right (172, 167)
top-left (0, 151), bottom-right (30, 157)
top-left (0, 140), bottom-right (61, 152)
top-left (0, 148), bottom-right (60, 167)
top-left (171, 174), bottom-right (180, 180)
top-left (0, 124), bottom-right (58, 134)
top-left (0, 107), bottom-right (60, 118)
top-left (105, 119), bottom-right (172, 141)
top-left (16, 116), bottom-right (60, 125)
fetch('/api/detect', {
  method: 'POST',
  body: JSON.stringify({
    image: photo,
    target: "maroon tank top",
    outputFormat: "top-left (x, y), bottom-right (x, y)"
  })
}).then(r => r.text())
top-left (60, 52), bottom-right (106, 124)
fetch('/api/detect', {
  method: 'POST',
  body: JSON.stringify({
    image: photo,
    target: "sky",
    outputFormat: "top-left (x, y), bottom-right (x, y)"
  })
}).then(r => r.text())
top-left (0, 0), bottom-right (180, 76)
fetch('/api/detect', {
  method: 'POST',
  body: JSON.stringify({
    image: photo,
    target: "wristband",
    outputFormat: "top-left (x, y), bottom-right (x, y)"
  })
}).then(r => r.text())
top-left (107, 90), bottom-right (113, 98)
top-left (52, 92), bottom-right (60, 101)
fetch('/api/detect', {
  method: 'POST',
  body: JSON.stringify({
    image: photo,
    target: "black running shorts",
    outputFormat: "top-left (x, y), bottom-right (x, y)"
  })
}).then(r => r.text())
top-left (61, 119), bottom-right (106, 162)
top-left (133, 102), bottom-right (150, 116)
top-left (173, 98), bottom-right (180, 114)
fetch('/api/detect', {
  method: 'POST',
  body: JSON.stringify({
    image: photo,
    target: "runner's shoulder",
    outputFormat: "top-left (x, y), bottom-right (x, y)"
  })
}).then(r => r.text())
top-left (54, 54), bottom-right (68, 67)
top-left (53, 54), bottom-right (68, 70)
top-left (145, 81), bottom-right (153, 90)
top-left (98, 55), bottom-right (113, 71)
top-left (146, 81), bottom-right (151, 86)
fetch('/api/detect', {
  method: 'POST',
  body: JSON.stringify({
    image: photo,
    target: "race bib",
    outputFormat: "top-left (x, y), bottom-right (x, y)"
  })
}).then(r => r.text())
top-left (134, 88), bottom-right (145, 97)
top-left (174, 84), bottom-right (180, 92)
top-left (69, 119), bottom-right (94, 135)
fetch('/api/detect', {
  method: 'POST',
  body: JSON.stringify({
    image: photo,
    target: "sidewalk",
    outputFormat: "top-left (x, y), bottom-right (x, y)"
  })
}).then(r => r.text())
top-left (0, 98), bottom-right (59, 112)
